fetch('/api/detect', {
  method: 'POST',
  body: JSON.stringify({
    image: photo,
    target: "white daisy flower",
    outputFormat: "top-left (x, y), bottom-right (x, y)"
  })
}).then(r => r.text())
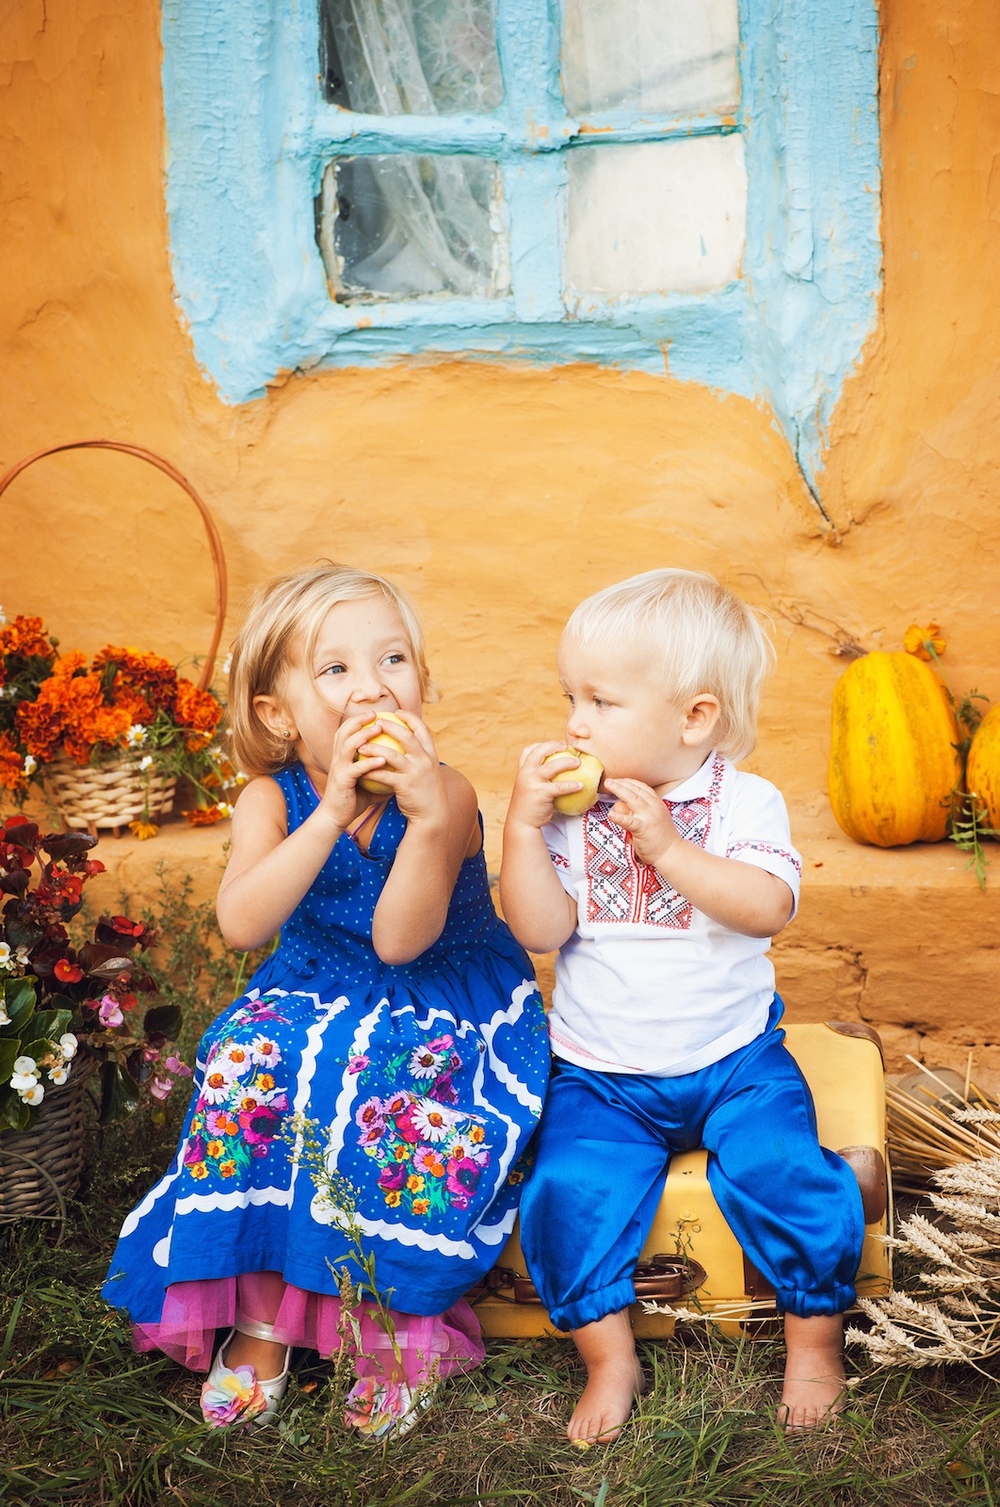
top-left (218, 1041), bottom-right (253, 1078)
top-left (125, 724), bottom-right (147, 747)
top-left (206, 744), bottom-right (224, 763)
top-left (250, 1035), bottom-right (281, 1069)
top-left (200, 1069), bottom-right (233, 1105)
top-left (23, 755), bottom-right (36, 777)
top-left (59, 1034), bottom-right (78, 1060)
top-left (216, 802), bottom-right (234, 818)
top-left (138, 754), bottom-right (154, 771)
top-left (412, 1099), bottom-right (454, 1143)
top-left (13, 1056), bottom-right (37, 1077)
top-left (222, 653), bottom-right (232, 676)
top-left (21, 1082), bottom-right (44, 1106)
top-left (409, 1046), bottom-right (446, 1080)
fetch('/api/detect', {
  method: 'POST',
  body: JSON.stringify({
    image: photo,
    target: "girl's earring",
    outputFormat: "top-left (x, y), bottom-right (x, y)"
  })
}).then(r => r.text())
top-left (282, 730), bottom-right (293, 740)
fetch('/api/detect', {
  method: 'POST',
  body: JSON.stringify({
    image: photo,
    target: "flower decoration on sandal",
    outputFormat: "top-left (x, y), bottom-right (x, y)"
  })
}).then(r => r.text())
top-left (343, 1375), bottom-right (434, 1440)
top-left (200, 1361), bottom-right (268, 1428)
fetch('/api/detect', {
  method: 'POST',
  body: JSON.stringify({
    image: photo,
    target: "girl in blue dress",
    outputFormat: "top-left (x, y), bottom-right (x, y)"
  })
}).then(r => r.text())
top-left (103, 564), bottom-right (549, 1435)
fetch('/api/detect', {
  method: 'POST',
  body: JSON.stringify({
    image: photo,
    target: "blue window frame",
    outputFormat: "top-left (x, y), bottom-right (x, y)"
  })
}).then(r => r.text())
top-left (163, 0), bottom-right (881, 490)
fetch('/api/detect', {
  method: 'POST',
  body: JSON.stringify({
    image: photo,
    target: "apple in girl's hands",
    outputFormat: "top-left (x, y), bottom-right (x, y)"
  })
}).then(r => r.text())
top-left (355, 712), bottom-right (409, 795)
top-left (543, 748), bottom-right (605, 815)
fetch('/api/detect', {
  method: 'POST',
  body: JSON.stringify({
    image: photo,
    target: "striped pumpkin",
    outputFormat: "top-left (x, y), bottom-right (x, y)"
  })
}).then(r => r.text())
top-left (966, 703), bottom-right (1000, 830)
top-left (828, 651), bottom-right (962, 846)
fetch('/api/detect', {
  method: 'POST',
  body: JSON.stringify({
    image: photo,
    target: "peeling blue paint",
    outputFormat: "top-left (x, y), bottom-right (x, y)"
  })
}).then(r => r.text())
top-left (162, 0), bottom-right (881, 492)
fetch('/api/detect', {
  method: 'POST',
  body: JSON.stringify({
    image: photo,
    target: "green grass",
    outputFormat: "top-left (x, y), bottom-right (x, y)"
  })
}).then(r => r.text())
top-left (1, 880), bottom-right (997, 1505)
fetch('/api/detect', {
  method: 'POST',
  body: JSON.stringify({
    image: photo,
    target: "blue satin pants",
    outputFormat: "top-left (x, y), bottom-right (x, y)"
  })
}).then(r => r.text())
top-left (519, 1001), bottom-right (864, 1330)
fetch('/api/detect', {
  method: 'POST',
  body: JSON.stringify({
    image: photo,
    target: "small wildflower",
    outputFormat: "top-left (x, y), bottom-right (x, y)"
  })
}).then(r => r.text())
top-left (22, 754), bottom-right (37, 777)
top-left (138, 754), bottom-right (154, 771)
top-left (128, 819), bottom-right (160, 840)
top-left (903, 622), bottom-right (947, 661)
top-left (125, 723), bottom-right (148, 747)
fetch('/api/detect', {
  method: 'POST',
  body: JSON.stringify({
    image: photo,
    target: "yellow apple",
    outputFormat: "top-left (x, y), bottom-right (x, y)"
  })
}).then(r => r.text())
top-left (355, 711), bottom-right (408, 795)
top-left (544, 748), bottom-right (604, 816)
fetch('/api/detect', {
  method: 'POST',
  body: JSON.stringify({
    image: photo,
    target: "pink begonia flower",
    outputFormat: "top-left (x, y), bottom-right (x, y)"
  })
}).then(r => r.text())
top-left (144, 1046), bottom-right (161, 1063)
top-left (99, 997), bottom-right (124, 1028)
top-left (149, 1077), bottom-right (174, 1101)
top-left (165, 1054), bottom-right (192, 1077)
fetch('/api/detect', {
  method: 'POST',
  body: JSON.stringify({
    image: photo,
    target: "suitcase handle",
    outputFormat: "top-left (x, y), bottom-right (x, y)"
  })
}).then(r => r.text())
top-left (470, 1251), bottom-right (707, 1307)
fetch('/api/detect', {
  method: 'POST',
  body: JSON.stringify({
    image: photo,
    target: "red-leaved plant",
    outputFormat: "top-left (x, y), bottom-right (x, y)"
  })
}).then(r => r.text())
top-left (0, 815), bottom-right (189, 1131)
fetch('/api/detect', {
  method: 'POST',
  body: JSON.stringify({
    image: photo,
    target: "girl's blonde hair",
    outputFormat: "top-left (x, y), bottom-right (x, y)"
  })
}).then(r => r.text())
top-left (228, 563), bottom-right (431, 777)
top-left (564, 569), bottom-right (774, 762)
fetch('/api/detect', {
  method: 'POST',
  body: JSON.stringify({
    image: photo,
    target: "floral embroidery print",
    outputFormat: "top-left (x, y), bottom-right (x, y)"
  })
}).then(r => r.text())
top-left (352, 1033), bottom-right (491, 1218)
top-left (184, 1004), bottom-right (290, 1183)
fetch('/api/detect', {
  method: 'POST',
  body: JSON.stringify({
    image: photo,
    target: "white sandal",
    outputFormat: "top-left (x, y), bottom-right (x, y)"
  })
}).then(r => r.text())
top-left (200, 1316), bottom-right (291, 1428)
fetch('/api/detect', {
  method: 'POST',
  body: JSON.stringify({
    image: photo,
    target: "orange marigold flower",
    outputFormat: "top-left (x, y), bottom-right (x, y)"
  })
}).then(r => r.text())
top-left (174, 680), bottom-right (222, 735)
top-left (0, 615), bottom-right (57, 661)
top-left (182, 805), bottom-right (227, 827)
top-left (128, 819), bottom-right (161, 840)
top-left (93, 646), bottom-right (178, 716)
top-left (903, 623), bottom-right (946, 661)
top-left (0, 733), bottom-right (27, 794)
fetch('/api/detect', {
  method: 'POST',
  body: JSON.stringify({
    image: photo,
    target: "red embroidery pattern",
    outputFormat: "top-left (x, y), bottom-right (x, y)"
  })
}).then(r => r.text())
top-left (727, 840), bottom-right (802, 875)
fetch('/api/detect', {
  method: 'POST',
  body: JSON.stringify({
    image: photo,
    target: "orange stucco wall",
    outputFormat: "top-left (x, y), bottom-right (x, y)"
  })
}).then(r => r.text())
top-left (3, 1), bottom-right (999, 1076)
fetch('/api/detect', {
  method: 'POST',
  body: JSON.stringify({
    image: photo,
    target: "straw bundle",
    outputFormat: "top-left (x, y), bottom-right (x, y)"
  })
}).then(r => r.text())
top-left (887, 1056), bottom-right (1000, 1194)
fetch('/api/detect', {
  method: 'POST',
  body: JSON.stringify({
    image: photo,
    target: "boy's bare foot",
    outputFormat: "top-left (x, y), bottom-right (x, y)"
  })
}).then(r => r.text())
top-left (778, 1313), bottom-right (847, 1432)
top-left (568, 1310), bottom-right (646, 1444)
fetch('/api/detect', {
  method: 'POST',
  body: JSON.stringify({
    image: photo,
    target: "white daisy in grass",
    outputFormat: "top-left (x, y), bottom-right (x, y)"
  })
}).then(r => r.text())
top-left (409, 1046), bottom-right (446, 1080)
top-left (412, 1099), bottom-right (454, 1143)
top-left (250, 1035), bottom-right (281, 1069)
top-left (218, 1041), bottom-right (254, 1078)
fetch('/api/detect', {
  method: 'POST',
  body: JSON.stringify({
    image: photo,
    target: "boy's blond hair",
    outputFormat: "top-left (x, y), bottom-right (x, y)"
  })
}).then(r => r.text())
top-left (228, 563), bottom-right (431, 777)
top-left (564, 569), bottom-right (774, 762)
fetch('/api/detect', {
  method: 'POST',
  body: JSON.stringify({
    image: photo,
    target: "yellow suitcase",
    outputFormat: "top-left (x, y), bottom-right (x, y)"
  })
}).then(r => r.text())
top-left (470, 1022), bottom-right (892, 1338)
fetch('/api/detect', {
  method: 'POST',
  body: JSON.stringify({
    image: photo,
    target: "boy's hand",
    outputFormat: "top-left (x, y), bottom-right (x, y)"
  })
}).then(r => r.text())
top-left (507, 742), bottom-right (584, 829)
top-left (603, 778), bottom-right (680, 869)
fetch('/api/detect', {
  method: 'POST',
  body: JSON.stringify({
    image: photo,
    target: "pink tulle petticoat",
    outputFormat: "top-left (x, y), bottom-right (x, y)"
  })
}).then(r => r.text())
top-left (131, 1271), bottom-right (485, 1389)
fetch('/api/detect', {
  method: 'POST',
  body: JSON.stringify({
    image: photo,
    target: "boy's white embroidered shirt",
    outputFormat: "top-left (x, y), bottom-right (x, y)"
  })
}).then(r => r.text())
top-left (542, 752), bottom-right (802, 1077)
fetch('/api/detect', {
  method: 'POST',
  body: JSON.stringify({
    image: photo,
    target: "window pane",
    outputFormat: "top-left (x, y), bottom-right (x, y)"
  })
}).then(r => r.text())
top-left (317, 154), bottom-right (508, 299)
top-left (321, 0), bottom-right (503, 114)
top-left (562, 0), bottom-right (739, 115)
top-left (565, 137), bottom-right (746, 296)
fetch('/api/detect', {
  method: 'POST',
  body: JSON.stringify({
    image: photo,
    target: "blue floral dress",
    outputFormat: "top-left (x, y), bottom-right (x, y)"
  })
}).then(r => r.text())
top-left (103, 764), bottom-right (549, 1327)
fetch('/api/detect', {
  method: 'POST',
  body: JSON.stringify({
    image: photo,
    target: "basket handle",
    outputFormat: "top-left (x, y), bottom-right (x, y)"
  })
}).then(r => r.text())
top-left (0, 440), bottom-right (228, 691)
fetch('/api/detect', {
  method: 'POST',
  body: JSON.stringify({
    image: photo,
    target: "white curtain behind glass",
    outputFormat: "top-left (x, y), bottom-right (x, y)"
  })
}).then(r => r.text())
top-left (318, 0), bottom-right (504, 298)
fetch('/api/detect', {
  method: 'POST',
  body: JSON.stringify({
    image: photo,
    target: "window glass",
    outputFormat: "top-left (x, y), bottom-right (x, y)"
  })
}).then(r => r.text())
top-left (317, 154), bottom-right (508, 298)
top-left (565, 136), bottom-right (746, 296)
top-left (321, 0), bottom-right (503, 113)
top-left (561, 0), bottom-right (739, 115)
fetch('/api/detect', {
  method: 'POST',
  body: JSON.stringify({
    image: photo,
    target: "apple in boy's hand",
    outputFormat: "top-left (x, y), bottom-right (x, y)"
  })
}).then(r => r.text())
top-left (355, 712), bottom-right (408, 795)
top-left (543, 748), bottom-right (604, 816)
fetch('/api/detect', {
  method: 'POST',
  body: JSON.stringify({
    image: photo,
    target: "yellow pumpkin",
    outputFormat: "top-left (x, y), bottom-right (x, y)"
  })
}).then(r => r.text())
top-left (966, 703), bottom-right (1000, 830)
top-left (828, 651), bottom-right (961, 846)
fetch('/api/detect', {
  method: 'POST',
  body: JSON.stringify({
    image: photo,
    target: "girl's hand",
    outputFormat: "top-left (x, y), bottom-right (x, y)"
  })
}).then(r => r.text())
top-left (506, 742), bottom-right (584, 830)
top-left (603, 778), bottom-right (680, 869)
top-left (356, 712), bottom-right (448, 826)
top-left (320, 712), bottom-right (394, 828)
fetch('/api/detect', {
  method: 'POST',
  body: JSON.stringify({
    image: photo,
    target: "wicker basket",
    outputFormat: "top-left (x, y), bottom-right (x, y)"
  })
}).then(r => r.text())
top-left (0, 439), bottom-right (228, 837)
top-left (43, 752), bottom-right (177, 837)
top-left (0, 1060), bottom-right (93, 1231)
